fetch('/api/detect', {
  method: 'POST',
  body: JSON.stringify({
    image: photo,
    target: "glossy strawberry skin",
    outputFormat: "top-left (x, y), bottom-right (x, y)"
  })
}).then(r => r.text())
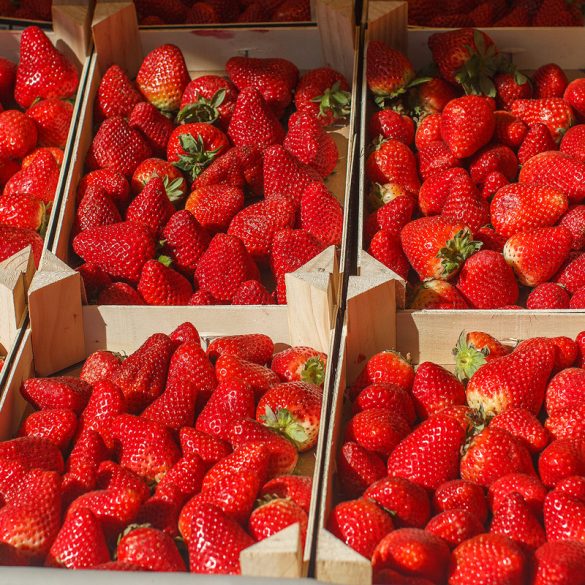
top-left (434, 479), bottom-right (488, 524)
top-left (337, 441), bottom-right (386, 498)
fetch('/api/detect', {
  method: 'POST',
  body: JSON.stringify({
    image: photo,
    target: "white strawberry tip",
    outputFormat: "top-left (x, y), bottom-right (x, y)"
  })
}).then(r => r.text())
top-left (466, 389), bottom-right (507, 420)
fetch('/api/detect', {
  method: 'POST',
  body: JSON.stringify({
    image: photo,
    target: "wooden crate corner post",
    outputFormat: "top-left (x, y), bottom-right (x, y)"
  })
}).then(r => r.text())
top-left (27, 251), bottom-right (85, 377)
top-left (52, 0), bottom-right (95, 65)
top-left (365, 0), bottom-right (407, 51)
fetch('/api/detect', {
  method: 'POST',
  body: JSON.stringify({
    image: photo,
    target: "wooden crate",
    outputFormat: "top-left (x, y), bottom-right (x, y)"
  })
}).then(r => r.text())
top-left (314, 265), bottom-right (585, 584)
top-left (47, 0), bottom-right (359, 307)
top-left (2, 254), bottom-right (339, 578)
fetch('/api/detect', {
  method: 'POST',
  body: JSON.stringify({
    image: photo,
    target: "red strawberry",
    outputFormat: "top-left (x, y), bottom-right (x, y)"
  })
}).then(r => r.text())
top-left (494, 72), bottom-right (532, 110)
top-left (418, 140), bottom-right (462, 181)
top-left (216, 353), bottom-right (278, 399)
top-left (180, 427), bottom-right (232, 469)
top-left (185, 2), bottom-right (220, 23)
top-left (365, 476), bottom-right (430, 528)
top-left (136, 44), bottom-right (189, 112)
top-left (79, 350), bottom-right (121, 385)
top-left (187, 504), bottom-right (254, 574)
top-left (27, 98), bottom-right (73, 148)
top-left (527, 282), bottom-right (570, 309)
top-left (533, 63), bottom-right (569, 99)
top-left (271, 346), bottom-right (327, 385)
top-left (76, 265), bottom-right (114, 301)
top-left (488, 473), bottom-right (547, 517)
top-left (96, 64), bottom-right (143, 120)
top-left (96, 461), bottom-right (150, 503)
top-left (368, 230), bottom-right (410, 278)
top-left (260, 475), bottom-right (312, 514)
top-left (545, 404), bottom-right (585, 441)
top-left (0, 436), bottom-right (63, 473)
top-left (337, 441), bottom-right (386, 498)
top-left (411, 362), bottom-right (465, 419)
top-left (366, 41), bottom-right (415, 104)
top-left (441, 96), bottom-right (495, 159)
top-left (411, 77), bottom-right (458, 117)
top-left (19, 408), bottom-right (77, 451)
top-left (128, 101), bottom-right (175, 155)
top-left (21, 376), bottom-right (91, 414)
top-left (560, 124), bottom-right (585, 162)
top-left (232, 280), bottom-right (274, 305)
top-left (185, 184), bottom-right (244, 233)
top-left (15, 26), bottom-right (79, 108)
top-left (207, 333), bottom-right (274, 365)
top-left (564, 77), bottom-right (585, 120)
top-left (426, 509), bottom-right (483, 549)
top-left (491, 408), bottom-right (549, 453)
top-left (345, 408), bottom-right (409, 457)
top-left (372, 528), bottom-right (450, 583)
top-left (327, 498), bottom-right (393, 559)
top-left (0, 192), bottom-right (46, 232)
top-left (469, 144), bottom-right (518, 185)
top-left (493, 110), bottom-right (528, 150)
top-left (511, 98), bottom-right (575, 142)
top-left (125, 177), bottom-right (175, 235)
top-left (75, 187), bottom-right (122, 234)
top-left (387, 414), bottom-right (466, 490)
top-left (270, 228), bottom-right (325, 280)
top-left (532, 541), bottom-right (585, 585)
top-left (0, 56), bottom-right (15, 103)
top-left (504, 226), bottom-right (573, 286)
top-left (248, 498), bottom-right (308, 546)
top-left (137, 259), bottom-right (193, 306)
top-left (434, 479), bottom-right (488, 523)
top-left (367, 187), bottom-right (415, 236)
top-left (546, 367), bottom-right (585, 416)
top-left (353, 384), bottom-right (415, 425)
top-left (366, 139), bottom-right (420, 194)
top-left (555, 252), bottom-right (585, 293)
top-left (45, 508), bottom-right (110, 569)
top-left (475, 224), bottom-right (508, 252)
top-left (544, 488), bottom-right (585, 542)
top-left (517, 123), bottom-right (558, 165)
top-left (409, 279), bottom-right (469, 310)
top-left (415, 113), bottom-right (442, 150)
top-left (131, 157), bottom-right (187, 198)
top-left (3, 148), bottom-right (59, 203)
top-left (155, 456), bottom-right (206, 504)
top-left (98, 283), bottom-right (145, 305)
top-left (448, 533), bottom-right (526, 585)
top-left (350, 350), bottom-right (414, 399)
top-left (539, 438), bottom-right (585, 488)
top-left (78, 169), bottom-right (131, 210)
top-left (368, 109), bottom-right (414, 145)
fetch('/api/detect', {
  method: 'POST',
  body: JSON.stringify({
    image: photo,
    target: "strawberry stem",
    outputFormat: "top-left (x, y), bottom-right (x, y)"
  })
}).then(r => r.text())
top-left (437, 228), bottom-right (483, 279)
top-left (311, 81), bottom-right (352, 121)
top-left (301, 356), bottom-right (325, 386)
top-left (173, 134), bottom-right (221, 181)
top-left (261, 406), bottom-right (308, 449)
top-left (176, 89), bottom-right (226, 125)
top-left (452, 330), bottom-right (488, 381)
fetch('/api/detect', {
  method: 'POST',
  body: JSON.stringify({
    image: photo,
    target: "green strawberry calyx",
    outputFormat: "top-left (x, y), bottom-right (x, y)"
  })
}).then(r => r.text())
top-left (261, 406), bottom-right (308, 448)
top-left (437, 228), bottom-right (483, 279)
top-left (176, 89), bottom-right (226, 126)
top-left (162, 175), bottom-right (185, 203)
top-left (453, 330), bottom-right (488, 382)
top-left (311, 81), bottom-right (352, 121)
top-left (301, 356), bottom-right (325, 386)
top-left (373, 76), bottom-right (432, 109)
top-left (157, 255), bottom-right (173, 268)
top-left (173, 133), bottom-right (221, 181)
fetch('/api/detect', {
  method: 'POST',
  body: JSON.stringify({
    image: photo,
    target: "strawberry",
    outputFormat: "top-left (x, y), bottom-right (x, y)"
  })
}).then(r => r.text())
top-left (0, 56), bottom-right (15, 104)
top-left (0, 193), bottom-right (46, 232)
top-left (155, 456), bottom-right (206, 503)
top-left (527, 282), bottom-right (570, 309)
top-left (337, 441), bottom-right (386, 497)
top-left (544, 488), bottom-right (585, 542)
top-left (128, 101), bottom-right (175, 156)
top-left (434, 479), bottom-right (488, 523)
top-left (257, 381), bottom-right (322, 452)
top-left (448, 533), bottom-right (526, 585)
top-left (79, 350), bottom-right (121, 385)
top-left (494, 72), bottom-right (532, 110)
top-left (180, 428), bottom-right (232, 468)
top-left (560, 124), bottom-right (585, 162)
top-left (166, 122), bottom-right (229, 181)
top-left (493, 110), bottom-right (528, 150)
top-left (161, 210), bottom-right (210, 275)
top-left (249, 497), bottom-right (308, 546)
top-left (125, 176), bottom-right (175, 235)
top-left (517, 123), bottom-right (558, 165)
top-left (369, 109), bottom-right (414, 145)
top-left (271, 346), bottom-right (327, 385)
top-left (27, 98), bottom-right (72, 148)
top-left (270, 229), bottom-right (325, 286)
top-left (468, 144), bottom-right (518, 185)
top-left (387, 413), bottom-right (466, 490)
top-left (441, 175), bottom-right (490, 234)
top-left (350, 350), bottom-right (414, 398)
top-left (260, 475), bottom-right (312, 514)
top-left (75, 187), bottom-right (122, 234)
top-left (207, 333), bottom-right (274, 365)
top-left (96, 461), bottom-right (150, 502)
top-left (185, 2), bottom-right (220, 22)
top-left (364, 476), bottom-right (430, 528)
top-left (345, 408), bottom-right (409, 457)
top-left (195, 233), bottom-right (260, 302)
top-left (136, 44), bottom-right (189, 112)
top-left (110, 332), bottom-right (175, 412)
top-left (457, 250), bottom-right (519, 309)
top-left (98, 283), bottom-right (145, 305)
top-left (545, 403), bottom-right (585, 440)
top-left (532, 63), bottom-right (569, 99)
top-left (409, 279), bottom-right (469, 310)
top-left (21, 376), bottom-right (91, 414)
top-left (353, 383), bottom-right (416, 425)
top-left (327, 498), bottom-right (393, 559)
top-left (187, 503), bottom-right (254, 574)
top-left (131, 157), bottom-right (187, 198)
top-left (96, 64), bottom-right (143, 120)
top-left (511, 98), bottom-right (575, 142)
top-left (185, 184), bottom-right (244, 232)
top-left (19, 408), bottom-right (77, 451)
top-left (418, 140), bottom-right (462, 181)
top-left (271, 0), bottom-right (310, 21)
top-left (178, 75), bottom-right (238, 130)
top-left (15, 26), bottom-right (79, 109)
top-left (489, 473), bottom-right (547, 517)
top-left (87, 117), bottom-right (152, 177)
top-left (137, 259), bottom-right (193, 305)
top-left (426, 509), bottom-right (483, 549)
top-left (216, 354), bottom-right (279, 399)
top-left (232, 279), bottom-right (274, 305)
top-left (368, 230), bottom-right (410, 279)
top-left (366, 41), bottom-right (415, 105)
top-left (78, 169), bottom-right (131, 210)
top-left (564, 77), bottom-right (585, 120)
top-left (475, 224), bottom-right (508, 251)
top-left (441, 96), bottom-right (495, 159)
top-left (372, 528), bottom-right (450, 583)
top-left (0, 225), bottom-right (43, 265)
top-left (414, 113), bottom-right (442, 150)
top-left (284, 111), bottom-right (338, 178)
top-left (546, 367), bottom-right (585, 416)
top-left (411, 77), bottom-right (458, 117)
top-left (539, 439), bottom-right (585, 488)
top-left (117, 526), bottom-right (186, 572)
top-left (73, 221), bottom-right (156, 283)
top-left (400, 216), bottom-right (481, 281)
top-left (0, 435), bottom-right (64, 473)
top-left (555, 252), bottom-right (585, 293)
top-left (533, 541), bottom-right (585, 585)
top-left (226, 56), bottom-right (298, 117)
top-left (411, 362), bottom-right (465, 419)
top-left (366, 139), bottom-right (420, 194)
top-left (294, 67), bottom-right (351, 127)
top-left (504, 225), bottom-right (572, 286)
top-left (491, 408), bottom-right (549, 453)
top-left (3, 148), bottom-right (59, 204)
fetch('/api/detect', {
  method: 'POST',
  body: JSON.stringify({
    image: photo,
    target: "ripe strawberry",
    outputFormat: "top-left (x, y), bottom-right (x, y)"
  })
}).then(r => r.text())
top-left (0, 56), bottom-right (15, 104)
top-left (185, 184), bottom-right (244, 232)
top-left (74, 187), bottom-right (122, 234)
top-left (79, 350), bottom-right (121, 385)
top-left (526, 282), bottom-right (570, 309)
top-left (539, 438), bottom-right (585, 488)
top-left (187, 503), bottom-right (254, 574)
top-left (180, 428), bottom-right (231, 468)
top-left (489, 473), bottom-right (547, 517)
top-left (564, 77), bottom-right (585, 120)
top-left (216, 354), bottom-right (279, 399)
top-left (369, 110), bottom-right (414, 145)
top-left (560, 124), bottom-right (585, 162)
top-left (517, 123), bottom-right (558, 165)
top-left (271, 346), bottom-right (326, 385)
top-left (271, 0), bottom-right (311, 21)
top-left (207, 333), bottom-right (274, 365)
top-left (546, 367), bottom-right (585, 416)
top-left (365, 476), bottom-right (430, 528)
top-left (131, 157), bottom-right (187, 198)
top-left (125, 177), bottom-right (175, 236)
top-left (337, 441), bottom-right (386, 497)
top-left (185, 2), bottom-right (220, 23)
top-left (504, 225), bottom-right (572, 286)
top-left (448, 533), bottom-right (526, 585)
top-left (178, 75), bottom-right (238, 130)
top-left (532, 62), bottom-right (569, 99)
top-left (532, 541), bottom-right (585, 585)
top-left (426, 509), bottom-right (483, 549)
top-left (21, 376), bottom-right (91, 414)
top-left (545, 403), bottom-right (585, 441)
top-left (442, 177), bottom-right (490, 234)
top-left (411, 77), bottom-right (458, 117)
top-left (368, 230), bottom-right (410, 279)
top-left (0, 225), bottom-right (42, 265)
top-left (15, 26), bottom-right (79, 108)
top-left (475, 224), bottom-right (508, 251)
top-left (110, 332), bottom-right (175, 412)
top-left (345, 408), bottom-right (409, 457)
top-left (128, 101), bottom-right (174, 155)
top-left (414, 113), bottom-right (442, 150)
top-left (366, 41), bottom-right (415, 104)
top-left (87, 117), bottom-right (152, 177)
top-left (137, 259), bottom-right (193, 305)
top-left (195, 233), bottom-right (260, 302)
top-left (327, 498), bottom-right (393, 559)
top-left (400, 216), bottom-right (481, 281)
top-left (19, 408), bottom-right (77, 451)
top-left (544, 488), bottom-right (585, 542)
top-left (27, 98), bottom-right (72, 148)
top-left (350, 350), bottom-right (414, 399)
top-left (367, 188), bottom-right (415, 235)
top-left (520, 151), bottom-right (585, 203)
top-left (78, 168), bottom-right (131, 210)
top-left (491, 408), bottom-right (549, 453)
top-left (409, 279), bottom-right (469, 310)
top-left (0, 192), bottom-right (46, 233)
top-left (97, 283), bottom-right (144, 305)
top-left (555, 252), bottom-right (585, 293)
top-left (441, 96), bottom-right (495, 159)
top-left (166, 122), bottom-right (229, 181)
top-left (249, 498), bottom-right (308, 547)
top-left (96, 460), bottom-right (150, 502)
top-left (494, 72), bottom-right (532, 110)
top-left (260, 475), bottom-right (312, 514)
top-left (366, 139), bottom-right (420, 194)
top-left (136, 44), bottom-right (189, 112)
top-left (494, 110), bottom-right (528, 149)
top-left (434, 479), bottom-right (488, 523)
top-left (511, 98), bottom-right (575, 142)
top-left (469, 144), bottom-right (518, 185)
top-left (372, 528), bottom-right (450, 583)
top-left (411, 362), bottom-right (465, 419)
top-left (294, 67), bottom-right (351, 127)
top-left (418, 140), bottom-right (462, 181)
top-left (117, 526), bottom-right (186, 572)
top-left (96, 64), bottom-right (143, 120)
top-left (231, 279), bottom-right (274, 305)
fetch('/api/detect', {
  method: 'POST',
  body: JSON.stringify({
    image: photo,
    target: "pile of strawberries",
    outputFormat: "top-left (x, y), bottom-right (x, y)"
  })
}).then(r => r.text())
top-left (330, 330), bottom-right (585, 583)
top-left (73, 44), bottom-right (346, 306)
top-left (0, 322), bottom-right (326, 572)
top-left (408, 0), bottom-right (585, 27)
top-left (135, 0), bottom-right (310, 24)
top-left (365, 28), bottom-right (585, 310)
top-left (0, 0), bottom-right (51, 21)
top-left (0, 27), bottom-right (78, 268)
